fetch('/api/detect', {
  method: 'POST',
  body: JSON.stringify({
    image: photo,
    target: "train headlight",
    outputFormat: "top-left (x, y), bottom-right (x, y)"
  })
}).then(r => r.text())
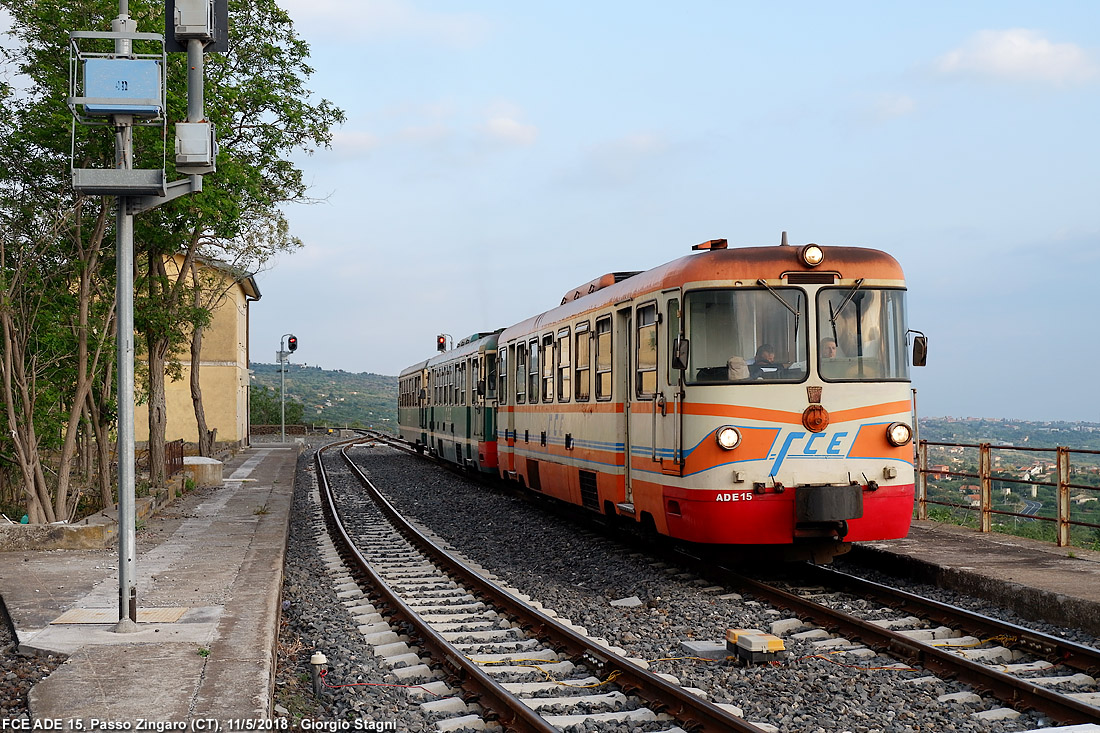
top-left (886, 422), bottom-right (913, 447)
top-left (715, 426), bottom-right (742, 450)
top-left (800, 244), bottom-right (824, 267)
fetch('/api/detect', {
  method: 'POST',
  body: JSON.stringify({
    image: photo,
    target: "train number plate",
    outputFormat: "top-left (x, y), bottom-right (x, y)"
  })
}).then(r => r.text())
top-left (716, 492), bottom-right (754, 502)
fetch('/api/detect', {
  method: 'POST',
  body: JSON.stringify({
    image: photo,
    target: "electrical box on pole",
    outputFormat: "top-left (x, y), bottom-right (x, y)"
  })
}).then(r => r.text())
top-left (165, 0), bottom-right (229, 53)
top-left (164, 0), bottom-right (226, 175)
top-left (67, 30), bottom-right (168, 197)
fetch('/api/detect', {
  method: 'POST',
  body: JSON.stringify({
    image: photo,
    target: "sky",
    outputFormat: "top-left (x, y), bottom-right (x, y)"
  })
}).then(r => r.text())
top-left (5, 2), bottom-right (1098, 422)
top-left (253, 0), bottom-right (1100, 423)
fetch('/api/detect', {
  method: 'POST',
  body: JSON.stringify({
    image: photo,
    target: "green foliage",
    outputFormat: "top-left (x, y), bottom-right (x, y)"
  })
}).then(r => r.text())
top-left (0, 0), bottom-right (344, 513)
top-left (250, 383), bottom-right (304, 426)
top-left (249, 364), bottom-right (397, 430)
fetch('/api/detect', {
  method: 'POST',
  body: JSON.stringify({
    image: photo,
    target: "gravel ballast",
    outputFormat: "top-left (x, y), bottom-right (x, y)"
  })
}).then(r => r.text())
top-left (319, 442), bottom-right (1089, 732)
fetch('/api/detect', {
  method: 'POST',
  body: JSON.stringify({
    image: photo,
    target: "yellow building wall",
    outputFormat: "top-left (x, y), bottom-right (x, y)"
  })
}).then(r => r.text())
top-left (135, 256), bottom-right (256, 447)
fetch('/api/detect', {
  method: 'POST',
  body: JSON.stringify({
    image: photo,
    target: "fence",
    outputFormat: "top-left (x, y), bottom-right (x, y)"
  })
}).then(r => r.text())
top-left (165, 439), bottom-right (184, 478)
top-left (916, 440), bottom-right (1100, 547)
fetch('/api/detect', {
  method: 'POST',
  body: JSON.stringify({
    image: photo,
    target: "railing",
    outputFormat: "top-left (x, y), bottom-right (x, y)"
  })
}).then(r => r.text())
top-left (916, 440), bottom-right (1100, 547)
top-left (165, 439), bottom-right (184, 478)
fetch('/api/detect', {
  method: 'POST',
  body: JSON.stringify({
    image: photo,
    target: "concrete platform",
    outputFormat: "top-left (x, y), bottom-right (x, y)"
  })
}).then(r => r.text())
top-left (850, 519), bottom-right (1100, 638)
top-left (0, 444), bottom-right (300, 723)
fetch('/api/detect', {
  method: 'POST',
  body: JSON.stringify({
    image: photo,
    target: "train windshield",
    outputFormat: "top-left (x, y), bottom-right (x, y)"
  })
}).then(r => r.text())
top-left (817, 287), bottom-right (910, 381)
top-left (683, 288), bottom-right (808, 384)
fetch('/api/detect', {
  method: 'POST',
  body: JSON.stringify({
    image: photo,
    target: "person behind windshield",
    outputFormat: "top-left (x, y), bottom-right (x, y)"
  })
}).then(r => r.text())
top-left (749, 344), bottom-right (779, 379)
top-left (819, 336), bottom-right (850, 378)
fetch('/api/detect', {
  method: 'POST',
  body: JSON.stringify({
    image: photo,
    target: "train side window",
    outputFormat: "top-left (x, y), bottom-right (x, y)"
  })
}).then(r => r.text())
top-left (528, 338), bottom-right (540, 403)
top-left (636, 302), bottom-right (658, 398)
top-left (556, 328), bottom-right (571, 402)
top-left (498, 348), bottom-right (507, 403)
top-left (541, 334), bottom-right (554, 403)
top-left (515, 343), bottom-right (526, 404)
top-left (575, 322), bottom-right (591, 402)
top-left (595, 316), bottom-right (612, 401)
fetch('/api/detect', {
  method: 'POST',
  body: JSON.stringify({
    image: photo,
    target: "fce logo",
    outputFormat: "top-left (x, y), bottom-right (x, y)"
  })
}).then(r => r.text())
top-left (767, 430), bottom-right (851, 475)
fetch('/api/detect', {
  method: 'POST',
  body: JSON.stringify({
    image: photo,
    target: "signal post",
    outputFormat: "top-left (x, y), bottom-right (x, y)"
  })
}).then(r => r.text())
top-left (67, 0), bottom-right (227, 630)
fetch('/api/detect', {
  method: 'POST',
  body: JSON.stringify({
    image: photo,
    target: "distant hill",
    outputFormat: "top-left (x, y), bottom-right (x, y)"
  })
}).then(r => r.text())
top-left (250, 363), bottom-right (397, 431)
top-left (244, 366), bottom-right (1100, 451)
top-left (919, 416), bottom-right (1100, 452)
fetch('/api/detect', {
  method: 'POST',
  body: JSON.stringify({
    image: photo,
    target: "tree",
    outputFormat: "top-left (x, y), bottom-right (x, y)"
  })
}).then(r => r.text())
top-left (249, 384), bottom-right (303, 426)
top-left (0, 4), bottom-right (119, 522)
top-left (0, 0), bottom-right (342, 518)
top-left (134, 0), bottom-right (342, 481)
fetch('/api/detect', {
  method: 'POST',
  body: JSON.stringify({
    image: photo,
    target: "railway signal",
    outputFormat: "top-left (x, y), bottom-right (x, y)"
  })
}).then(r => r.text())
top-left (279, 333), bottom-right (299, 443)
top-left (437, 334), bottom-right (447, 352)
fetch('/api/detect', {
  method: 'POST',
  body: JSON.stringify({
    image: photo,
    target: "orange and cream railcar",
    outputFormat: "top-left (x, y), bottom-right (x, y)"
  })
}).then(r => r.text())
top-left (490, 238), bottom-right (924, 559)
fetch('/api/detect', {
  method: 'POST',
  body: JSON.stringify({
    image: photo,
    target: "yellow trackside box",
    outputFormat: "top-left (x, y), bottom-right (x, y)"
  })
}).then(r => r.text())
top-left (726, 628), bottom-right (787, 664)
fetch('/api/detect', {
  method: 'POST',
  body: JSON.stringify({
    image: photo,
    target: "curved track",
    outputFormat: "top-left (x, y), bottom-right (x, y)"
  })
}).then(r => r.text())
top-left (315, 436), bottom-right (767, 732)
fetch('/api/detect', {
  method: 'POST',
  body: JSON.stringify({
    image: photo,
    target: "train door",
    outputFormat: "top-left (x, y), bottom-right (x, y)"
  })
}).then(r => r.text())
top-left (655, 293), bottom-right (682, 475)
top-left (501, 345), bottom-right (515, 474)
top-left (472, 355), bottom-right (483, 449)
top-left (616, 306), bottom-right (634, 505)
top-left (627, 300), bottom-right (678, 494)
top-left (418, 369), bottom-right (428, 434)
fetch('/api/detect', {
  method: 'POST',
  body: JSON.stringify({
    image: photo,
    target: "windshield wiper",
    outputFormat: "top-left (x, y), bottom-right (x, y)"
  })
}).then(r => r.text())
top-left (755, 279), bottom-right (801, 336)
top-left (756, 279), bottom-right (800, 318)
top-left (829, 278), bottom-right (864, 323)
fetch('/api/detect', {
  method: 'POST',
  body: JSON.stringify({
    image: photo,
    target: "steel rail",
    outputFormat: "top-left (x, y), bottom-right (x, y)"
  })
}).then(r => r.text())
top-left (315, 439), bottom-right (557, 733)
top-left (320, 438), bottom-right (767, 733)
top-left (803, 564), bottom-right (1100, 675)
top-left (715, 567), bottom-right (1100, 724)
top-left (368, 430), bottom-right (1100, 722)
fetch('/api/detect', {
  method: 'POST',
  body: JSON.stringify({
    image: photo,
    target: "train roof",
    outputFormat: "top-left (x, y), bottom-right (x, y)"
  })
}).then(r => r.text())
top-left (501, 242), bottom-right (904, 340)
top-left (400, 330), bottom-right (503, 376)
top-left (398, 359), bottom-right (431, 379)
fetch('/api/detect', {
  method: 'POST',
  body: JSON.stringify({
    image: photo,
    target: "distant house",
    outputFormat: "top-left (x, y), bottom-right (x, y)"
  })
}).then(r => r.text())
top-left (929, 464), bottom-right (951, 480)
top-left (135, 255), bottom-right (261, 450)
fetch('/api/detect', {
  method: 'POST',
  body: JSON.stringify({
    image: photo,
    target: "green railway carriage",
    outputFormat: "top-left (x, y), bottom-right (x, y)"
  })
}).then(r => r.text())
top-left (398, 331), bottom-right (502, 472)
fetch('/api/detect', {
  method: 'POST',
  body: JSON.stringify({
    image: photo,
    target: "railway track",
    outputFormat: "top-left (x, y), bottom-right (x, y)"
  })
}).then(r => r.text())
top-left (332, 432), bottom-right (1100, 730)
top-left (314, 436), bottom-right (767, 732)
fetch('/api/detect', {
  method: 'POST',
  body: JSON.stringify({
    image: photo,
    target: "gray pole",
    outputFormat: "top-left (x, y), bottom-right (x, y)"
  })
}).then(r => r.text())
top-left (187, 38), bottom-right (203, 121)
top-left (280, 352), bottom-right (286, 443)
top-left (113, 6), bottom-right (139, 630)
